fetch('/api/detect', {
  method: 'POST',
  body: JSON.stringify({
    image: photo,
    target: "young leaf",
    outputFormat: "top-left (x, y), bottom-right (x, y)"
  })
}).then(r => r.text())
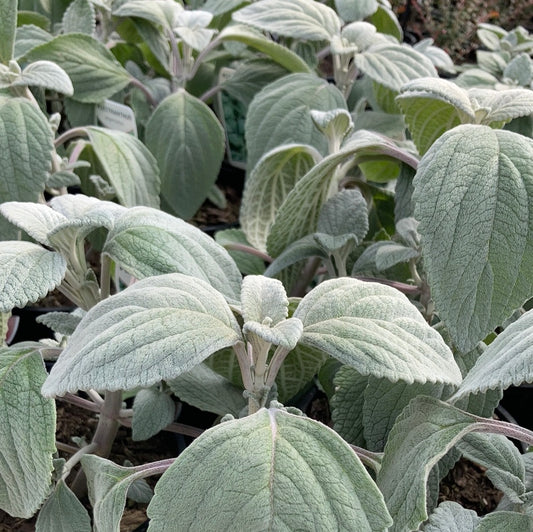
top-left (0, 345), bottom-right (56, 518)
top-left (232, 0), bottom-right (341, 42)
top-left (0, 0), bottom-right (16, 64)
top-left (0, 97), bottom-right (53, 239)
top-left (453, 308), bottom-right (533, 400)
top-left (423, 501), bottom-right (480, 531)
top-left (476, 512), bottom-right (533, 531)
top-left (103, 207), bottom-right (242, 304)
top-left (61, 0), bottom-right (96, 35)
top-left (470, 87), bottom-right (533, 126)
top-left (85, 126), bottom-right (160, 209)
top-left (0, 242), bottom-right (67, 313)
top-left (23, 34), bottom-right (131, 102)
top-left (145, 89), bottom-right (224, 219)
top-left (132, 388), bottom-right (176, 441)
top-left (314, 188), bottom-right (369, 251)
top-left (245, 73), bottom-right (346, 171)
top-left (168, 363), bottom-right (246, 417)
top-left (147, 408), bottom-right (392, 531)
top-left (41, 274), bottom-right (243, 397)
top-left (241, 275), bottom-right (288, 325)
top-left (293, 278), bottom-right (462, 385)
top-left (240, 143), bottom-right (319, 253)
top-left (413, 125), bottom-right (533, 352)
top-left (35, 480), bottom-right (91, 532)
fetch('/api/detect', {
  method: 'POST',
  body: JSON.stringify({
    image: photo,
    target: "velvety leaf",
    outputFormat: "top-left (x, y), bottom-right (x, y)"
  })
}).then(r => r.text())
top-left (14, 25), bottom-right (52, 60)
top-left (219, 24), bottom-right (312, 75)
top-left (413, 125), bottom-right (533, 352)
top-left (147, 408), bottom-right (392, 531)
top-left (35, 480), bottom-right (91, 532)
top-left (331, 366), bottom-right (368, 447)
top-left (0, 0), bottom-right (16, 64)
top-left (168, 363), bottom-right (246, 417)
top-left (377, 396), bottom-right (500, 532)
top-left (240, 143), bottom-right (319, 252)
top-left (36, 310), bottom-right (83, 337)
top-left (241, 275), bottom-right (288, 325)
top-left (423, 501), bottom-right (480, 531)
top-left (0, 202), bottom-right (67, 246)
top-left (0, 97), bottom-right (53, 239)
top-left (263, 235), bottom-right (328, 278)
top-left (476, 512), bottom-right (533, 531)
top-left (83, 455), bottom-right (157, 532)
top-left (458, 433), bottom-right (525, 503)
top-left (368, 4), bottom-right (402, 41)
top-left (11, 60), bottom-right (74, 95)
top-left (0, 242), bottom-right (66, 313)
top-left (232, 0), bottom-right (341, 41)
top-left (373, 241), bottom-right (419, 271)
top-left (294, 278), bottom-right (462, 385)
top-left (503, 52), bottom-right (532, 86)
top-left (469, 87), bottom-right (533, 125)
top-left (23, 34), bottom-right (131, 102)
top-left (41, 274), bottom-right (242, 397)
top-left (334, 0), bottom-right (377, 22)
top-left (414, 38), bottom-right (456, 74)
top-left (85, 126), bottom-right (160, 208)
top-left (245, 73), bottom-right (346, 171)
top-left (266, 130), bottom-right (416, 257)
top-left (112, 0), bottom-right (176, 28)
top-left (132, 388), bottom-right (176, 441)
top-left (453, 308), bottom-right (533, 400)
top-left (244, 317), bottom-right (303, 350)
top-left (103, 207), bottom-right (242, 304)
top-left (315, 188), bottom-right (369, 250)
top-left (396, 77), bottom-right (472, 154)
top-left (363, 377), bottom-right (451, 451)
top-left (356, 43), bottom-right (437, 92)
top-left (145, 89), bottom-right (224, 219)
top-left (61, 0), bottom-right (96, 35)
top-left (0, 345), bottom-right (56, 518)
top-left (214, 229), bottom-right (265, 275)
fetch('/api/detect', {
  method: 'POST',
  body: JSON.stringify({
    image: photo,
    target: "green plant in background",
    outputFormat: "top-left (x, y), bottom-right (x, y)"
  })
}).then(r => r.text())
top-left (2, 0), bottom-right (533, 530)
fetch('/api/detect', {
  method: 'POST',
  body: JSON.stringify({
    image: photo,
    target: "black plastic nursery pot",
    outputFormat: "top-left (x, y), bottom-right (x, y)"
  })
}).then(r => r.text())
top-left (499, 384), bottom-right (533, 431)
top-left (10, 305), bottom-right (75, 344)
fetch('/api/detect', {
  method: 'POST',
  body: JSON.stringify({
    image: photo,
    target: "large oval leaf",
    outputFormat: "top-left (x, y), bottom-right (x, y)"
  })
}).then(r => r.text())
top-left (145, 89), bottom-right (224, 219)
top-left (413, 125), bottom-right (533, 352)
top-left (102, 206), bottom-right (242, 304)
top-left (294, 277), bottom-right (462, 385)
top-left (245, 73), bottom-right (346, 171)
top-left (23, 34), bottom-right (131, 102)
top-left (147, 408), bottom-right (392, 531)
top-left (232, 0), bottom-right (341, 41)
top-left (0, 97), bottom-right (54, 239)
top-left (85, 126), bottom-right (160, 208)
top-left (0, 345), bottom-right (56, 518)
top-left (41, 273), bottom-right (242, 397)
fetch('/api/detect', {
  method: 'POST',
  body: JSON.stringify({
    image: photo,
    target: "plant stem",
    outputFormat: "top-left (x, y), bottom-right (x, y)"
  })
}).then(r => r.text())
top-left (59, 393), bottom-right (102, 414)
top-left (100, 254), bottom-right (112, 300)
top-left (289, 256), bottom-right (322, 297)
top-left (61, 442), bottom-right (99, 482)
top-left (118, 417), bottom-right (204, 439)
top-left (223, 243), bottom-right (273, 263)
top-left (55, 127), bottom-right (88, 148)
top-left (70, 390), bottom-right (123, 497)
top-left (129, 76), bottom-right (157, 108)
